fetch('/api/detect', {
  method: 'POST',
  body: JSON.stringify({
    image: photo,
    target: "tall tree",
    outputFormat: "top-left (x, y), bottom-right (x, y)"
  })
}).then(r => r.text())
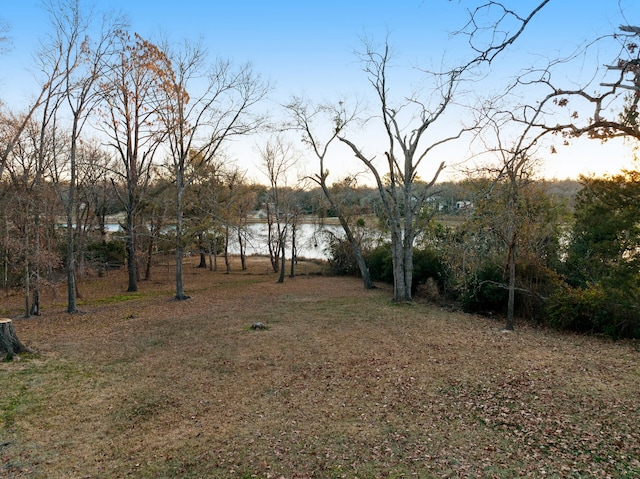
top-left (99, 31), bottom-right (168, 292)
top-left (157, 39), bottom-right (268, 300)
top-left (468, 101), bottom-right (549, 329)
top-left (46, 0), bottom-right (122, 313)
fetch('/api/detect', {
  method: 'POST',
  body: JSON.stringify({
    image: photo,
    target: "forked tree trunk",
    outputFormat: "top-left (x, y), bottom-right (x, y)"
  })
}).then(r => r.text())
top-left (0, 319), bottom-right (34, 360)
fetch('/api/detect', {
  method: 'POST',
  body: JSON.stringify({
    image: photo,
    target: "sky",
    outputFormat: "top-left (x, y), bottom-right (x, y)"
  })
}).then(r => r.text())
top-left (2, 0), bottom-right (640, 184)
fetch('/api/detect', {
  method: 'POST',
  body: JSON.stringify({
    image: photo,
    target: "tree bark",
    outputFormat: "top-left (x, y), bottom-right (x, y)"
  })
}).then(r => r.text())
top-left (278, 240), bottom-right (286, 283)
top-left (0, 319), bottom-right (34, 360)
top-left (505, 238), bottom-right (517, 331)
top-left (197, 234), bottom-right (207, 268)
top-left (289, 222), bottom-right (296, 278)
top-left (174, 176), bottom-right (189, 300)
top-left (125, 206), bottom-right (138, 292)
top-left (238, 229), bottom-right (247, 271)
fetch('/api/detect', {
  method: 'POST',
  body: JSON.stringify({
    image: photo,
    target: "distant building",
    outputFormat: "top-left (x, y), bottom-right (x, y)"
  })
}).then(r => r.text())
top-left (455, 200), bottom-right (473, 210)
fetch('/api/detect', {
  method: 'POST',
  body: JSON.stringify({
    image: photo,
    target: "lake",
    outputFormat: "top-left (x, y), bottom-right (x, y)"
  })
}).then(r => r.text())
top-left (105, 221), bottom-right (344, 260)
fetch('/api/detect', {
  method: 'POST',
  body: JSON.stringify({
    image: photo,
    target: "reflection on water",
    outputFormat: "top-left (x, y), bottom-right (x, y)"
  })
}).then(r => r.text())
top-left (104, 221), bottom-right (343, 260)
top-left (227, 222), bottom-right (341, 260)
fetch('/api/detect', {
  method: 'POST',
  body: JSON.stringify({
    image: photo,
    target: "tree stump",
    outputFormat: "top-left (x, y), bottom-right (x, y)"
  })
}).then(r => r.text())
top-left (0, 319), bottom-right (34, 360)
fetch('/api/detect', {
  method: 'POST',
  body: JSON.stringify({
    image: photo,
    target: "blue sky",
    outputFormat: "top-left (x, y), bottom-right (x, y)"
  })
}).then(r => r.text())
top-left (3, 0), bottom-right (640, 181)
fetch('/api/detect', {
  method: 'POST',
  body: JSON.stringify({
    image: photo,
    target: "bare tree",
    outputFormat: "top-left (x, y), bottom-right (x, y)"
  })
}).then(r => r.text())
top-left (3, 117), bottom-right (62, 317)
top-left (467, 109), bottom-right (544, 330)
top-left (337, 1), bottom-right (550, 302)
top-left (259, 137), bottom-right (298, 283)
top-left (138, 174), bottom-right (173, 280)
top-left (527, 24), bottom-right (640, 145)
top-left (285, 97), bottom-right (374, 289)
top-left (157, 39), bottom-right (268, 300)
top-left (218, 166), bottom-right (253, 273)
top-left (99, 31), bottom-right (168, 292)
top-left (45, 0), bottom-right (123, 313)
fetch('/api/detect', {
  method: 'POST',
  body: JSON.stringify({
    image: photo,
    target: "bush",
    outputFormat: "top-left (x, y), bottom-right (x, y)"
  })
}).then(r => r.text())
top-left (364, 243), bottom-right (446, 294)
top-left (461, 262), bottom-right (508, 315)
top-left (85, 240), bottom-right (126, 269)
top-left (412, 247), bottom-right (446, 292)
top-left (546, 284), bottom-right (607, 333)
top-left (366, 244), bottom-right (393, 283)
top-left (546, 282), bottom-right (640, 339)
top-left (325, 236), bottom-right (362, 277)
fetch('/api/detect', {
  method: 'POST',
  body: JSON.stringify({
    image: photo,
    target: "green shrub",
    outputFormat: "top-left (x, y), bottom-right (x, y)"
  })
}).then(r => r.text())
top-left (412, 247), bottom-right (446, 291)
top-left (364, 243), bottom-right (446, 294)
top-left (461, 262), bottom-right (508, 315)
top-left (546, 284), bottom-right (607, 333)
top-left (86, 240), bottom-right (126, 269)
top-left (366, 244), bottom-right (393, 283)
top-left (546, 282), bottom-right (640, 338)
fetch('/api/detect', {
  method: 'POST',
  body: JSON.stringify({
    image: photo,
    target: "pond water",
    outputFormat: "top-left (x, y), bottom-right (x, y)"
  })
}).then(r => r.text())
top-left (227, 222), bottom-right (342, 260)
top-left (105, 221), bottom-right (344, 260)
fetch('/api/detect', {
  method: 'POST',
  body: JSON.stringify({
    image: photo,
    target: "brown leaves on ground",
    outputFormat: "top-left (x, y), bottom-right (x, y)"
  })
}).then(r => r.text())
top-left (1, 258), bottom-right (639, 478)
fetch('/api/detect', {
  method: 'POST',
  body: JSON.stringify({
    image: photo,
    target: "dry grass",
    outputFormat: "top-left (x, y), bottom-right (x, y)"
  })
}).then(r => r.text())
top-left (1, 257), bottom-right (639, 478)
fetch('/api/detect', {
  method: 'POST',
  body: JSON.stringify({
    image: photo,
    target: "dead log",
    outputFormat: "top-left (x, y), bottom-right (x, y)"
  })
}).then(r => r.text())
top-left (0, 318), bottom-right (34, 360)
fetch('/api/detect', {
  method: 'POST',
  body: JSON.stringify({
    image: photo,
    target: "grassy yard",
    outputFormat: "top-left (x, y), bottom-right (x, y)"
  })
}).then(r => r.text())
top-left (1, 258), bottom-right (639, 478)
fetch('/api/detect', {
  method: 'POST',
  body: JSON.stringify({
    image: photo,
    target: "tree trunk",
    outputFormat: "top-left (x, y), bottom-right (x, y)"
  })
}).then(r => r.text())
top-left (33, 186), bottom-right (42, 316)
top-left (174, 181), bottom-right (189, 300)
top-left (335, 215), bottom-right (374, 289)
top-left (403, 232), bottom-right (414, 299)
top-left (24, 250), bottom-right (30, 318)
top-left (390, 229), bottom-right (411, 302)
top-left (65, 205), bottom-right (77, 314)
top-left (238, 229), bottom-right (247, 271)
top-left (289, 223), bottom-right (296, 278)
top-left (278, 240), bottom-right (286, 283)
top-left (266, 205), bottom-right (279, 273)
top-left (30, 290), bottom-right (40, 316)
top-left (505, 239), bottom-right (516, 331)
top-left (318, 181), bottom-right (374, 290)
top-left (125, 207), bottom-right (138, 292)
top-left (0, 319), bottom-right (34, 360)
top-left (3, 215), bottom-right (8, 295)
top-left (145, 232), bottom-right (154, 281)
top-left (197, 234), bottom-right (207, 268)
top-left (224, 224), bottom-right (231, 274)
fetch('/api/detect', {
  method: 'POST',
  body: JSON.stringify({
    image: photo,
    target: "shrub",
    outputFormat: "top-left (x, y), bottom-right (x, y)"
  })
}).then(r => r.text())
top-left (461, 262), bottom-right (508, 315)
top-left (412, 247), bottom-right (446, 292)
top-left (366, 244), bottom-right (393, 283)
top-left (85, 240), bottom-right (126, 270)
top-left (364, 243), bottom-right (446, 294)
top-left (326, 236), bottom-right (361, 277)
top-left (546, 282), bottom-right (640, 338)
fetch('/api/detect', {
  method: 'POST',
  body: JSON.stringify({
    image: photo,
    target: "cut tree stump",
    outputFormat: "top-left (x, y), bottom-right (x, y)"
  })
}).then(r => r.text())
top-left (0, 318), bottom-right (34, 360)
